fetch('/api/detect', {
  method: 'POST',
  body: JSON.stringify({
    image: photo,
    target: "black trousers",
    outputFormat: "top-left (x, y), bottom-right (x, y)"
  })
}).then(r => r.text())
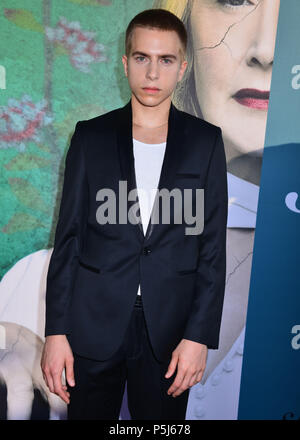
top-left (67, 295), bottom-right (190, 420)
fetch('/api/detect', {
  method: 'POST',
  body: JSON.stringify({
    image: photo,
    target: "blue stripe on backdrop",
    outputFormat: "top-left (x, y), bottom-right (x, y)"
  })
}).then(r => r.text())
top-left (238, 144), bottom-right (300, 420)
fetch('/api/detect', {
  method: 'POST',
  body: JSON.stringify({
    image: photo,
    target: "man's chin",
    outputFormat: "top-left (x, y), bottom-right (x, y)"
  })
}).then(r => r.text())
top-left (133, 92), bottom-right (171, 108)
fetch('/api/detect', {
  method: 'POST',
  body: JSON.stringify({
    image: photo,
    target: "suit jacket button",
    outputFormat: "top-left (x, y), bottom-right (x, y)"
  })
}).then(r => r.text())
top-left (143, 246), bottom-right (151, 255)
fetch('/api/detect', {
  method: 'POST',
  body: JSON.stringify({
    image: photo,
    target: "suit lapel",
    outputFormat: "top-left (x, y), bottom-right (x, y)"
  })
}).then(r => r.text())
top-left (116, 98), bottom-right (186, 243)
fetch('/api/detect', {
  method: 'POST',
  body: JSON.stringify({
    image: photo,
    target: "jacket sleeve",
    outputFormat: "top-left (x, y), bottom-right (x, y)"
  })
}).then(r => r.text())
top-left (183, 127), bottom-right (228, 349)
top-left (44, 121), bottom-right (88, 337)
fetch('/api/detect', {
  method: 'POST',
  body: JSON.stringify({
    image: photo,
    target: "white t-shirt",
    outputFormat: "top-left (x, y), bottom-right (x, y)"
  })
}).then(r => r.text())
top-left (133, 137), bottom-right (166, 296)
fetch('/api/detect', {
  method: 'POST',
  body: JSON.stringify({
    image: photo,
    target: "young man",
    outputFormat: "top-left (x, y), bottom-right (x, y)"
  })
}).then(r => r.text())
top-left (41, 9), bottom-right (228, 420)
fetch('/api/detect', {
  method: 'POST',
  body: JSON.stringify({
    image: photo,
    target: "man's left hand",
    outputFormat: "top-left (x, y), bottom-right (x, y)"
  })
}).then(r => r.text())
top-left (165, 339), bottom-right (208, 398)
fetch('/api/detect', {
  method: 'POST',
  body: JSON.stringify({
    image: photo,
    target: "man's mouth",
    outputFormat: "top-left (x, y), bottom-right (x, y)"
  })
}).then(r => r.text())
top-left (143, 87), bottom-right (160, 93)
top-left (233, 88), bottom-right (270, 110)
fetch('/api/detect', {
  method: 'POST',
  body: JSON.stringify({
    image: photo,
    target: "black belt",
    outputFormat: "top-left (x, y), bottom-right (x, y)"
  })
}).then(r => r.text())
top-left (134, 294), bottom-right (143, 308)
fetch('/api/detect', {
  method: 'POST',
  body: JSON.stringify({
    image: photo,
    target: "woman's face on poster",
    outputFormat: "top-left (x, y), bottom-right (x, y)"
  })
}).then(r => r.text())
top-left (190, 0), bottom-right (280, 157)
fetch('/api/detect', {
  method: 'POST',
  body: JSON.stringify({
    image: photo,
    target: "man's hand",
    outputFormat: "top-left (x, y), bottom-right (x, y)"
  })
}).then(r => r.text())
top-left (165, 339), bottom-right (208, 398)
top-left (40, 335), bottom-right (75, 404)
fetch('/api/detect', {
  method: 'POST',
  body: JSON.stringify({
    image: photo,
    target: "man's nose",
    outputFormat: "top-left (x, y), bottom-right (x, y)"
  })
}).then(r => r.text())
top-left (146, 62), bottom-right (159, 80)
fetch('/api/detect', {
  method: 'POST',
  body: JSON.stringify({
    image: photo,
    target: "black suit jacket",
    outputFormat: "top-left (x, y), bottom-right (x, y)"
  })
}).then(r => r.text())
top-left (45, 99), bottom-right (228, 362)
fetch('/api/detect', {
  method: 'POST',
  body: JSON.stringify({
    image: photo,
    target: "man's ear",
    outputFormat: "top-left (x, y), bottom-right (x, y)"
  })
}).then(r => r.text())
top-left (178, 60), bottom-right (188, 82)
top-left (122, 55), bottom-right (128, 77)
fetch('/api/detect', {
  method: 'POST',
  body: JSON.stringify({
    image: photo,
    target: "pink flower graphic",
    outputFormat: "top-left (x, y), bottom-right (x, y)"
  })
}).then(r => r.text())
top-left (0, 95), bottom-right (52, 151)
top-left (45, 17), bottom-right (107, 73)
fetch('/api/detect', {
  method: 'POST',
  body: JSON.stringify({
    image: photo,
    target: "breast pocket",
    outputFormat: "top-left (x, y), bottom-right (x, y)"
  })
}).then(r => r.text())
top-left (173, 172), bottom-right (203, 192)
top-left (175, 172), bottom-right (201, 179)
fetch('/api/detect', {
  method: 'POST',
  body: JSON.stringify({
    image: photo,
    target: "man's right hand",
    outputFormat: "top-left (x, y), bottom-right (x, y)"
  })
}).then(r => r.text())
top-left (41, 335), bottom-right (75, 404)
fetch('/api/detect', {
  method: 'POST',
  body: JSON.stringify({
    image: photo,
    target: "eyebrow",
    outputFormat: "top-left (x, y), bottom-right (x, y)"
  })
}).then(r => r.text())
top-left (131, 51), bottom-right (177, 60)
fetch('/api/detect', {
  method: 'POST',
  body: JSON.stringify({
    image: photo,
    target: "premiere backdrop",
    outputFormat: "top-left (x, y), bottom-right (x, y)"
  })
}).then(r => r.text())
top-left (238, 0), bottom-right (300, 420)
top-left (1, 0), bottom-right (297, 421)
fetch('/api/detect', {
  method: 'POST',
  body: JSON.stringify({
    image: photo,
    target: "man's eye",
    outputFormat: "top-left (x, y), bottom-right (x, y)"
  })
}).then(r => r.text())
top-left (217, 0), bottom-right (254, 8)
top-left (162, 59), bottom-right (172, 64)
top-left (136, 56), bottom-right (145, 62)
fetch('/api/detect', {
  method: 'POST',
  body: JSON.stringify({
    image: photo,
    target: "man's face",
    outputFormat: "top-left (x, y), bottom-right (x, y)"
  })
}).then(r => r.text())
top-left (122, 27), bottom-right (187, 107)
